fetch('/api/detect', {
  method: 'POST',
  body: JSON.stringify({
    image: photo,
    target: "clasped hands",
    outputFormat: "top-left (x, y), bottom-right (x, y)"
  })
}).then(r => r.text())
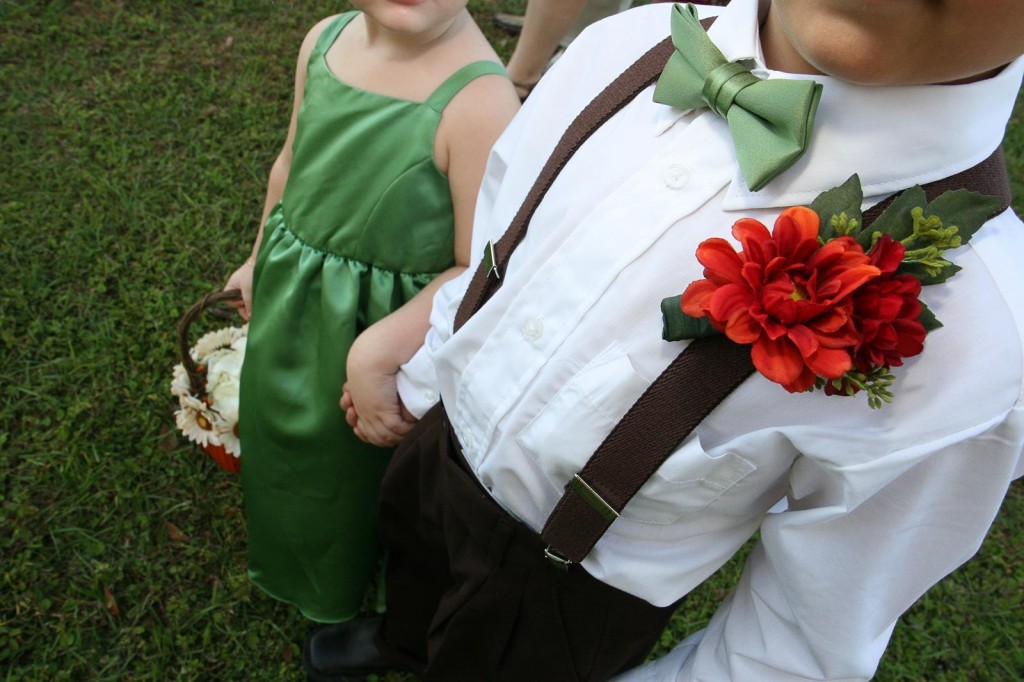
top-left (341, 324), bottom-right (418, 448)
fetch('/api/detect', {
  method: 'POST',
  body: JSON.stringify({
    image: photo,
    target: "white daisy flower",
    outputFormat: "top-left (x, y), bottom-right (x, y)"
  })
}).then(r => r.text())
top-left (175, 395), bottom-right (222, 449)
top-left (216, 418), bottom-right (242, 458)
top-left (169, 363), bottom-right (193, 398)
top-left (192, 325), bottom-right (245, 362)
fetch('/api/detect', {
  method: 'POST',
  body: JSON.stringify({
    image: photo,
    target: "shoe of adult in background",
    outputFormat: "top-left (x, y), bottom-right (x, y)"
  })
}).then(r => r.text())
top-left (493, 12), bottom-right (524, 35)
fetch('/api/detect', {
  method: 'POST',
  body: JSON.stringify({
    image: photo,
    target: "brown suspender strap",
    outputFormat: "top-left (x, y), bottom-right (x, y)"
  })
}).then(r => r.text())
top-left (540, 335), bottom-right (755, 566)
top-left (447, 23), bottom-right (1014, 565)
top-left (541, 152), bottom-right (1012, 565)
top-left (453, 34), bottom-right (681, 333)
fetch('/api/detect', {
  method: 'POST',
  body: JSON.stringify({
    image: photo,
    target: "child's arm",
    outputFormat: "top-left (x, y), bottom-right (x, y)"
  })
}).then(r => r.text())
top-left (223, 18), bottom-right (334, 320)
top-left (343, 73), bottom-right (521, 446)
top-left (342, 270), bottom-right (464, 445)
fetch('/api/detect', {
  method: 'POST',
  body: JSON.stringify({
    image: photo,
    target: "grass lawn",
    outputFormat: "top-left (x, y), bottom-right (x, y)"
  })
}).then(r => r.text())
top-left (1, 1), bottom-right (1022, 680)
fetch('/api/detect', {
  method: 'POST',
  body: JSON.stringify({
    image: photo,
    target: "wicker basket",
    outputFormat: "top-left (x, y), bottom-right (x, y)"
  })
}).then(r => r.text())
top-left (174, 289), bottom-right (245, 474)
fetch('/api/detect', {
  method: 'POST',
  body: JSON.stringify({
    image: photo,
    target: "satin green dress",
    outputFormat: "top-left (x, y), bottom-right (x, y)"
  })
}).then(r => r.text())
top-left (239, 12), bottom-right (506, 622)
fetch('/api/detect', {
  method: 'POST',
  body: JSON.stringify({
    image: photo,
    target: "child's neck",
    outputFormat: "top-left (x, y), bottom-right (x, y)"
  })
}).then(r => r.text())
top-left (758, 4), bottom-right (1005, 85)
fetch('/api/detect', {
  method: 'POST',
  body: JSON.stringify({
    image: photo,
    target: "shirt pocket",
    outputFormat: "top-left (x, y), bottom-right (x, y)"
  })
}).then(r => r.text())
top-left (516, 342), bottom-right (651, 491)
top-left (515, 341), bottom-right (756, 525)
top-left (622, 440), bottom-right (756, 524)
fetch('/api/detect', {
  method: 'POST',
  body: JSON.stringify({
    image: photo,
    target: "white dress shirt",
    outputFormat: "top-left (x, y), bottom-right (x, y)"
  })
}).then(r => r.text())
top-left (397, 1), bottom-right (1024, 679)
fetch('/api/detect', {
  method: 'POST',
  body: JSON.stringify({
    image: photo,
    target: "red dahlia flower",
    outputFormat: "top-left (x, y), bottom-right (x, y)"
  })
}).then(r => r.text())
top-left (848, 234), bottom-right (926, 372)
top-left (680, 206), bottom-right (881, 392)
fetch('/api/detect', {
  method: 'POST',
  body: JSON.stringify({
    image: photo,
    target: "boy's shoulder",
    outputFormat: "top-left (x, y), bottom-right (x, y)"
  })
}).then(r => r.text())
top-left (555, 2), bottom-right (728, 96)
top-left (569, 3), bottom-right (676, 66)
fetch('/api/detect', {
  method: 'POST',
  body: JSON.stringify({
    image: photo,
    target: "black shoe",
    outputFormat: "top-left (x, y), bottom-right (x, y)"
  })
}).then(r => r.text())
top-left (493, 12), bottom-right (524, 35)
top-left (302, 615), bottom-right (398, 682)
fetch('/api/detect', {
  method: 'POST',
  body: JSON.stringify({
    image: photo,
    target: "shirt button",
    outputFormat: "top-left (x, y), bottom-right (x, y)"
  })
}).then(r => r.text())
top-left (664, 163), bottom-right (690, 189)
top-left (463, 433), bottom-right (476, 449)
top-left (521, 317), bottom-right (544, 341)
top-left (422, 389), bottom-right (436, 402)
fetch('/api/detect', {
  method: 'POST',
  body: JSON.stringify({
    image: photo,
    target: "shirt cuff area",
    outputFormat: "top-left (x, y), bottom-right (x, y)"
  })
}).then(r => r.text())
top-left (396, 346), bottom-right (440, 420)
top-left (608, 629), bottom-right (703, 682)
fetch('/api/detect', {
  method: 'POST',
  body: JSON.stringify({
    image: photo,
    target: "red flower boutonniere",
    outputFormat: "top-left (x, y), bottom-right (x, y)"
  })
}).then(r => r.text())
top-left (662, 175), bottom-right (1002, 408)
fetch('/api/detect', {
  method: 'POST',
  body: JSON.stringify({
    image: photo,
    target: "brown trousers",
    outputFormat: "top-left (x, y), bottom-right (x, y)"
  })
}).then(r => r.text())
top-left (376, 405), bottom-right (681, 682)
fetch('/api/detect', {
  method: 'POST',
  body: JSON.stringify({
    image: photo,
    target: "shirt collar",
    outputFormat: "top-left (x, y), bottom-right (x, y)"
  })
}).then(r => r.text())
top-left (653, 0), bottom-right (1024, 210)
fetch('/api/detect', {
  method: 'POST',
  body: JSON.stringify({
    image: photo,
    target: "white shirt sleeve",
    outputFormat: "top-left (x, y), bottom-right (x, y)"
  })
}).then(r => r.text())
top-left (394, 268), bottom-right (467, 419)
top-left (611, 408), bottom-right (1024, 681)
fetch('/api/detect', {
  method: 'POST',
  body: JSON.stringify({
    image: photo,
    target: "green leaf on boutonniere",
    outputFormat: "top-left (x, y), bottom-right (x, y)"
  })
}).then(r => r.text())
top-left (858, 185), bottom-right (928, 250)
top-left (810, 174), bottom-right (863, 242)
top-left (890, 189), bottom-right (1000, 285)
top-left (918, 301), bottom-right (943, 333)
top-left (898, 259), bottom-right (963, 286)
top-left (924, 189), bottom-right (1003, 244)
top-left (661, 295), bottom-right (718, 342)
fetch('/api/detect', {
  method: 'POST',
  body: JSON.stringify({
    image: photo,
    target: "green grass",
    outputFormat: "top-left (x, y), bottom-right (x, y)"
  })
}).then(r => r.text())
top-left (1, 1), bottom-right (1021, 680)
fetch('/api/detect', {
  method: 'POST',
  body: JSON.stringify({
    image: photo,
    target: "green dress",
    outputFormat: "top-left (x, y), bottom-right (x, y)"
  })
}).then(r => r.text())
top-left (239, 11), bottom-right (506, 623)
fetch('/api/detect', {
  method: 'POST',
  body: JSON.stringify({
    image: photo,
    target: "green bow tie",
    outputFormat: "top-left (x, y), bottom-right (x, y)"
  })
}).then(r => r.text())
top-left (653, 3), bottom-right (822, 191)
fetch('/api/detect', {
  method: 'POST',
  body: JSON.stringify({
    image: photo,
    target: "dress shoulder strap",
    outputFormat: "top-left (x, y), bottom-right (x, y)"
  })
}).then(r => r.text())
top-left (425, 61), bottom-right (509, 113)
top-left (312, 11), bottom-right (359, 59)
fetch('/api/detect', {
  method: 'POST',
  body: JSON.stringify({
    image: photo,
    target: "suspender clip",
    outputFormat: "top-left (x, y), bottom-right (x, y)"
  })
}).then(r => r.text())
top-left (570, 474), bottom-right (620, 522)
top-left (484, 240), bottom-right (501, 280)
top-left (543, 546), bottom-right (573, 570)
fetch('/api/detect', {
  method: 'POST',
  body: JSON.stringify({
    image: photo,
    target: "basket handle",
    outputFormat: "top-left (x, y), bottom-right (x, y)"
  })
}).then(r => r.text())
top-left (176, 289), bottom-right (243, 397)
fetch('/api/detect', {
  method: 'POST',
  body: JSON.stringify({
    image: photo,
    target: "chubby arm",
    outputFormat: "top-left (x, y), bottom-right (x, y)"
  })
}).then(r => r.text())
top-left (224, 17), bottom-right (334, 319)
top-left (343, 73), bottom-right (520, 446)
top-left (342, 270), bottom-right (462, 445)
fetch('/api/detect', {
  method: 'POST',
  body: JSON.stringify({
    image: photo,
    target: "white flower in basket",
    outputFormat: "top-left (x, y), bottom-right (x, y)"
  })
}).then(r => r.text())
top-left (172, 290), bottom-right (246, 473)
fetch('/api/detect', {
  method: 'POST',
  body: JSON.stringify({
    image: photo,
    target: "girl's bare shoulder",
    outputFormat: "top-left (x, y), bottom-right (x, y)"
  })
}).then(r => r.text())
top-left (295, 14), bottom-right (348, 64)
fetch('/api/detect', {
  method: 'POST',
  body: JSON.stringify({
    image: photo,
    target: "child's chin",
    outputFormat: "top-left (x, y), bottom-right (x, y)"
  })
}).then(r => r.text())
top-left (364, 3), bottom-right (461, 36)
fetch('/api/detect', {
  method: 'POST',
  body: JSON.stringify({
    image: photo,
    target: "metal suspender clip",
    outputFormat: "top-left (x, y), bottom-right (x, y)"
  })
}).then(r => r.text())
top-left (483, 240), bottom-right (501, 280)
top-left (543, 546), bottom-right (573, 570)
top-left (543, 475), bottom-right (620, 570)
top-left (570, 474), bottom-right (619, 522)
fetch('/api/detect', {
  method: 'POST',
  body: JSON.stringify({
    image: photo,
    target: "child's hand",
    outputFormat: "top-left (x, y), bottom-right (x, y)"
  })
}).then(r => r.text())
top-left (341, 385), bottom-right (416, 443)
top-left (343, 333), bottom-right (418, 447)
top-left (340, 377), bottom-right (416, 446)
top-left (340, 385), bottom-right (359, 429)
top-left (224, 258), bottom-right (256, 320)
